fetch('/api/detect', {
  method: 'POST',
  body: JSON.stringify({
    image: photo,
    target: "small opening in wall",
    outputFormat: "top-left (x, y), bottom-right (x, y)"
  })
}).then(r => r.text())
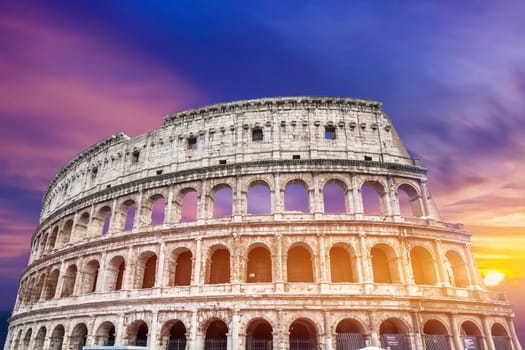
top-left (364, 156), bottom-right (372, 161)
top-left (132, 150), bottom-right (140, 163)
top-left (325, 126), bottom-right (336, 140)
top-left (91, 167), bottom-right (98, 179)
top-left (156, 170), bottom-right (163, 175)
top-left (219, 159), bottom-right (227, 165)
top-left (292, 155), bottom-right (300, 160)
top-left (106, 184), bottom-right (111, 188)
top-left (252, 127), bottom-right (263, 142)
top-left (187, 137), bottom-right (197, 150)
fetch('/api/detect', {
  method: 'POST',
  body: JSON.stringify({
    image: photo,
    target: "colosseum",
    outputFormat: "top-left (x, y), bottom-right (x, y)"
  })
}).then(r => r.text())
top-left (3, 96), bottom-right (521, 350)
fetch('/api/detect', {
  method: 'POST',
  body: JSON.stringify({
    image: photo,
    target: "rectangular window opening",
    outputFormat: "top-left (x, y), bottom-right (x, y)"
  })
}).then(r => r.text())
top-left (132, 150), bottom-right (140, 163)
top-left (156, 170), bottom-right (163, 175)
top-left (219, 159), bottom-right (227, 165)
top-left (252, 128), bottom-right (263, 142)
top-left (364, 156), bottom-right (372, 161)
top-left (325, 126), bottom-right (336, 140)
top-left (292, 155), bottom-right (301, 160)
top-left (187, 137), bottom-right (197, 150)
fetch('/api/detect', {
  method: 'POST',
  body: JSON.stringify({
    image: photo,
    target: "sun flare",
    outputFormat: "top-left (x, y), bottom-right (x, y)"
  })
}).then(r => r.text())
top-left (484, 270), bottom-right (505, 287)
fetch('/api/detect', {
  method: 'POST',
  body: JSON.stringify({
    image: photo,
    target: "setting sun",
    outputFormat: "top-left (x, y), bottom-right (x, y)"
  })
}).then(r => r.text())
top-left (484, 270), bottom-right (505, 287)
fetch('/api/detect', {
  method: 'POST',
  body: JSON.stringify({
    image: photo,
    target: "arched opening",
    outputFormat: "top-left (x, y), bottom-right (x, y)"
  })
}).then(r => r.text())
top-left (330, 246), bottom-right (354, 282)
top-left (49, 325), bottom-right (65, 350)
top-left (95, 321), bottom-right (116, 346)
top-left (150, 195), bottom-right (166, 225)
top-left (22, 328), bottom-right (32, 350)
top-left (70, 323), bottom-right (88, 350)
top-left (361, 181), bottom-right (384, 215)
top-left (246, 318), bottom-right (273, 350)
top-left (81, 259), bottom-right (100, 294)
top-left (174, 251), bottom-right (193, 286)
top-left (335, 318), bottom-right (366, 349)
top-left (247, 247), bottom-right (272, 283)
top-left (205, 320), bottom-right (228, 350)
top-left (34, 326), bottom-right (46, 350)
top-left (162, 320), bottom-right (187, 350)
top-left (98, 206), bottom-right (112, 235)
top-left (44, 269), bottom-right (60, 300)
top-left (289, 319), bottom-right (317, 350)
top-left (139, 253), bottom-right (157, 289)
top-left (61, 265), bottom-right (77, 297)
top-left (208, 248), bottom-right (230, 284)
top-left (410, 246), bottom-right (437, 285)
top-left (32, 273), bottom-right (45, 302)
top-left (460, 321), bottom-right (482, 350)
top-left (213, 186), bottom-right (233, 218)
top-left (323, 181), bottom-right (346, 213)
top-left (492, 323), bottom-right (511, 350)
top-left (284, 182), bottom-right (309, 213)
top-left (72, 214), bottom-right (86, 242)
top-left (380, 318), bottom-right (409, 350)
top-left (123, 200), bottom-right (137, 231)
top-left (371, 245), bottom-right (400, 283)
top-left (287, 246), bottom-right (314, 282)
top-left (47, 226), bottom-right (59, 251)
top-left (397, 183), bottom-right (423, 217)
top-left (106, 256), bottom-right (125, 291)
top-left (39, 233), bottom-right (48, 256)
top-left (128, 320), bottom-right (148, 346)
top-left (180, 189), bottom-right (198, 222)
top-left (423, 319), bottom-right (450, 350)
top-left (247, 182), bottom-right (271, 214)
top-left (445, 251), bottom-right (470, 288)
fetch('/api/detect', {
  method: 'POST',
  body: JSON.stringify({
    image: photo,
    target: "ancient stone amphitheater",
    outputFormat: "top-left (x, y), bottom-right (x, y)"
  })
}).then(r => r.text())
top-left (4, 97), bottom-right (521, 350)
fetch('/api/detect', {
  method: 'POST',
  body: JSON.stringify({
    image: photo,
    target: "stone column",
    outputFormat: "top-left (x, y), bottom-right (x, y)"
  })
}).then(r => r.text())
top-left (419, 180), bottom-right (431, 218)
top-left (351, 176), bottom-right (363, 216)
top-left (188, 309), bottom-right (199, 350)
top-left (387, 176), bottom-right (400, 217)
top-left (108, 198), bottom-right (119, 234)
top-left (274, 234), bottom-right (284, 292)
top-left (55, 260), bottom-right (66, 299)
top-left (135, 190), bottom-right (146, 228)
top-left (115, 314), bottom-right (126, 346)
top-left (97, 252), bottom-right (107, 292)
top-left (433, 240), bottom-right (449, 286)
top-left (506, 316), bottom-right (522, 350)
top-left (193, 238), bottom-right (202, 286)
top-left (230, 309), bottom-right (240, 350)
top-left (465, 243), bottom-right (481, 288)
top-left (324, 311), bottom-right (332, 350)
top-left (165, 187), bottom-right (175, 224)
top-left (448, 314), bottom-right (463, 350)
top-left (273, 173), bottom-right (282, 215)
top-left (410, 312), bottom-right (423, 350)
top-left (313, 173), bottom-right (321, 214)
top-left (123, 246), bottom-right (134, 290)
top-left (156, 242), bottom-right (166, 288)
top-left (399, 235), bottom-right (413, 285)
top-left (359, 234), bottom-right (372, 285)
top-left (482, 316), bottom-right (496, 350)
top-left (149, 310), bottom-right (159, 348)
top-left (198, 180), bottom-right (208, 224)
top-left (368, 311), bottom-right (379, 347)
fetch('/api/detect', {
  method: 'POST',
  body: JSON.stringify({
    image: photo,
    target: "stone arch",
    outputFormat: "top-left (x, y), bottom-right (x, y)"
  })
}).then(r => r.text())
top-left (95, 321), bottom-right (116, 346)
top-left (205, 319), bottom-right (228, 350)
top-left (178, 187), bottom-right (198, 222)
top-left (31, 273), bottom-right (45, 302)
top-left (289, 318), bottom-right (318, 350)
top-left (43, 268), bottom-right (60, 300)
top-left (207, 246), bottom-right (231, 284)
top-left (212, 184), bottom-right (233, 218)
top-left (81, 259), bottom-right (100, 294)
top-left (160, 320), bottom-right (187, 350)
top-left (70, 323), bottom-right (88, 350)
top-left (61, 264), bottom-right (77, 297)
top-left (47, 226), bottom-right (59, 251)
top-left (379, 317), bottom-right (410, 350)
top-left (127, 320), bottom-right (149, 346)
top-left (246, 318), bottom-right (273, 350)
top-left (323, 179), bottom-right (347, 214)
top-left (12, 329), bottom-right (22, 350)
top-left (361, 180), bottom-right (387, 215)
top-left (22, 328), bottom-right (32, 350)
top-left (170, 248), bottom-right (193, 286)
top-left (94, 205), bottom-right (112, 236)
top-left (445, 250), bottom-right (470, 287)
top-left (410, 246), bottom-right (438, 285)
top-left (34, 326), bottom-right (46, 350)
top-left (120, 198), bottom-right (137, 231)
top-left (284, 179), bottom-right (310, 213)
top-left (146, 193), bottom-right (166, 226)
top-left (49, 324), bottom-right (65, 350)
top-left (246, 245), bottom-right (272, 283)
top-left (335, 318), bottom-right (366, 349)
top-left (397, 182), bottom-right (423, 217)
top-left (492, 322), bottom-right (511, 350)
top-left (38, 232), bottom-right (48, 257)
top-left (460, 320), bottom-right (483, 350)
top-left (287, 244), bottom-right (314, 282)
top-left (105, 255), bottom-right (126, 291)
top-left (247, 180), bottom-right (272, 215)
top-left (371, 244), bottom-right (401, 283)
top-left (135, 251), bottom-right (158, 289)
top-left (71, 214), bottom-right (86, 243)
top-left (329, 244), bottom-right (356, 283)
top-left (423, 319), bottom-right (451, 350)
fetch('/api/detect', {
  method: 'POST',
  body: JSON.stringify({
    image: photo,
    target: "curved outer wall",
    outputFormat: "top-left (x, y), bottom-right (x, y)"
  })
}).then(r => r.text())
top-left (4, 97), bottom-right (521, 350)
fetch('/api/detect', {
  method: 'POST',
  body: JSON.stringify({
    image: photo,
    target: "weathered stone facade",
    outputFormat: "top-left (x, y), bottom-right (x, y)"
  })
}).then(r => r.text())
top-left (4, 97), bottom-right (521, 350)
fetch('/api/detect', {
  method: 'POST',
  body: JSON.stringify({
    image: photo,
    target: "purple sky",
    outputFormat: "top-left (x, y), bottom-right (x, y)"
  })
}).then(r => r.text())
top-left (1, 0), bottom-right (525, 343)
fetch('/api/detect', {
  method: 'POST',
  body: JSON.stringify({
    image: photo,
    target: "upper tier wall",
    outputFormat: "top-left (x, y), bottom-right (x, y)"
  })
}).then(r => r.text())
top-left (41, 96), bottom-right (420, 222)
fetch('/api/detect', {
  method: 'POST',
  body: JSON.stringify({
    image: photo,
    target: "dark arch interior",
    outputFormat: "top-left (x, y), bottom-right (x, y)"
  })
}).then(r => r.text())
top-left (289, 320), bottom-right (317, 350)
top-left (175, 251), bottom-right (193, 286)
top-left (330, 247), bottom-right (353, 282)
top-left (287, 246), bottom-right (313, 282)
top-left (336, 319), bottom-right (362, 333)
top-left (136, 323), bottom-right (148, 346)
top-left (423, 320), bottom-right (447, 335)
top-left (380, 319), bottom-right (403, 334)
top-left (206, 320), bottom-right (228, 339)
top-left (247, 247), bottom-right (272, 282)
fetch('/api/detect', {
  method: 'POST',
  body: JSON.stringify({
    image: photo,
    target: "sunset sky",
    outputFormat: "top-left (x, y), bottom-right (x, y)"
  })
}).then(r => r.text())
top-left (1, 0), bottom-right (524, 344)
